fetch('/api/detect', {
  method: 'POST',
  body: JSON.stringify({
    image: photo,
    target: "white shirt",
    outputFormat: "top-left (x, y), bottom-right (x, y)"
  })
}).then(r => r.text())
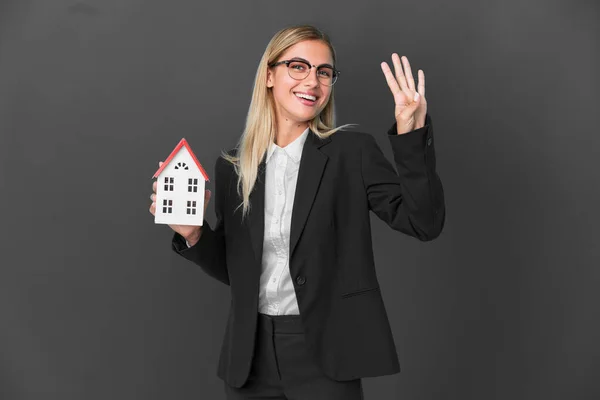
top-left (187, 128), bottom-right (309, 316)
top-left (258, 128), bottom-right (309, 315)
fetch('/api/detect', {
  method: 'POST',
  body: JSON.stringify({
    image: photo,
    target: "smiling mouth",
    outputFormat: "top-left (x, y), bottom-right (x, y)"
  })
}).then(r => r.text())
top-left (294, 92), bottom-right (318, 105)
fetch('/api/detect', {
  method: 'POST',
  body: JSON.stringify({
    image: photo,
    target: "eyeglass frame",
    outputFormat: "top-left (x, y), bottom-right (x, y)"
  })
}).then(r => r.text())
top-left (268, 58), bottom-right (340, 86)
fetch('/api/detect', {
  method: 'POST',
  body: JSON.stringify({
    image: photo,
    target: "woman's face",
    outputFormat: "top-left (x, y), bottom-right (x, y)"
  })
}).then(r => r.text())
top-left (267, 40), bottom-right (334, 125)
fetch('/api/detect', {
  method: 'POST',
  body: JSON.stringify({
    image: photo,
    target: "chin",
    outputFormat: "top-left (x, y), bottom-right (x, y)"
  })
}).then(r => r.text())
top-left (296, 113), bottom-right (317, 124)
top-left (285, 108), bottom-right (316, 124)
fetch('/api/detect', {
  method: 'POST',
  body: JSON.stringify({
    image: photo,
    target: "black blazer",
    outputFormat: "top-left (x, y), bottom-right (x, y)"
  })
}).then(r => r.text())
top-left (172, 113), bottom-right (445, 388)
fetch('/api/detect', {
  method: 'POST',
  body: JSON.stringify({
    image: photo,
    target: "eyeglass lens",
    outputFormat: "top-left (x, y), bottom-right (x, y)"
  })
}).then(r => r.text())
top-left (287, 61), bottom-right (337, 85)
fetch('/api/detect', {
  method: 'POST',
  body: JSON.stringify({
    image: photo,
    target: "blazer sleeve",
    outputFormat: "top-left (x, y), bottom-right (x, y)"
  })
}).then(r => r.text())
top-left (360, 113), bottom-right (445, 241)
top-left (171, 156), bottom-right (230, 285)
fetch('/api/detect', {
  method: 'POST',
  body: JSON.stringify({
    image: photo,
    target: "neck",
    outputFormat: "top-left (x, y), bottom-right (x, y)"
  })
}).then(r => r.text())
top-left (274, 117), bottom-right (309, 148)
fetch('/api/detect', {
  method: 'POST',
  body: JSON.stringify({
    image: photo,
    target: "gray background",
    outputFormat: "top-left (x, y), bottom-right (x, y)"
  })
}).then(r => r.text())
top-left (0, 0), bottom-right (598, 399)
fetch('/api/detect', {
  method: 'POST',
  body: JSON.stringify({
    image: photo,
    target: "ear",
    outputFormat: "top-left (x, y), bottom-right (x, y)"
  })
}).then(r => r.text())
top-left (266, 68), bottom-right (273, 88)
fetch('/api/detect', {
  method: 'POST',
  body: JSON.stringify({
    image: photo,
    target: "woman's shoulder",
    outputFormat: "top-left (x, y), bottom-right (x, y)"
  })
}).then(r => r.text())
top-left (215, 149), bottom-right (237, 174)
top-left (326, 127), bottom-right (379, 150)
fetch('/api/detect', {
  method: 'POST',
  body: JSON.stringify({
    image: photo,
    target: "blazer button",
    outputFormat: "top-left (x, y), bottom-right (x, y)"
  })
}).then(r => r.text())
top-left (427, 137), bottom-right (433, 146)
top-left (296, 276), bottom-right (306, 285)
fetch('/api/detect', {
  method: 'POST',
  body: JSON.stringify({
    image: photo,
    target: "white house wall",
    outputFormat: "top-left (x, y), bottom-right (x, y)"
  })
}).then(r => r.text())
top-left (154, 146), bottom-right (205, 226)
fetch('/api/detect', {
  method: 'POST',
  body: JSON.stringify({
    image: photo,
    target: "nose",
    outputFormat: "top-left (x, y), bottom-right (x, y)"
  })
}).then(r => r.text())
top-left (303, 66), bottom-right (320, 87)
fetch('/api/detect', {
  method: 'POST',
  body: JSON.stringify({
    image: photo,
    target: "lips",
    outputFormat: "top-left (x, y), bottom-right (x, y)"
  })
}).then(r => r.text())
top-left (296, 96), bottom-right (317, 106)
top-left (294, 92), bottom-right (318, 107)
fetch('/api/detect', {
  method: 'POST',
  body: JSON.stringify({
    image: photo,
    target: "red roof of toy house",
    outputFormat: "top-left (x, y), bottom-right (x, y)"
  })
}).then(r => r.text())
top-left (152, 138), bottom-right (210, 181)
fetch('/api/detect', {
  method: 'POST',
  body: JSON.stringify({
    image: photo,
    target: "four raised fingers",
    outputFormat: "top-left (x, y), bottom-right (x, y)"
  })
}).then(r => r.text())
top-left (382, 54), bottom-right (426, 106)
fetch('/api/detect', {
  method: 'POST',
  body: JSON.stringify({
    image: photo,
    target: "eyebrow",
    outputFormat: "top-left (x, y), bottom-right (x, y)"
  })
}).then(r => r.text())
top-left (289, 56), bottom-right (334, 69)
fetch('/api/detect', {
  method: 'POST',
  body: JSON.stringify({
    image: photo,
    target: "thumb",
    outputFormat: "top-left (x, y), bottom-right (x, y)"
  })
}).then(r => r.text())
top-left (398, 93), bottom-right (420, 121)
top-left (398, 92), bottom-right (420, 117)
top-left (204, 189), bottom-right (212, 213)
top-left (412, 92), bottom-right (420, 106)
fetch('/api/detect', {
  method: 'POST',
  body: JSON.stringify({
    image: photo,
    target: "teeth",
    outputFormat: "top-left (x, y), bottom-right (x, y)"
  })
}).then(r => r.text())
top-left (295, 93), bottom-right (316, 101)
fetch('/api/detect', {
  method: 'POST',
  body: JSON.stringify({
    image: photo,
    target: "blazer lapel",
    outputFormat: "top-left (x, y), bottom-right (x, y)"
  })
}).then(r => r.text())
top-left (289, 130), bottom-right (330, 257)
top-left (246, 129), bottom-right (331, 266)
top-left (247, 159), bottom-right (266, 266)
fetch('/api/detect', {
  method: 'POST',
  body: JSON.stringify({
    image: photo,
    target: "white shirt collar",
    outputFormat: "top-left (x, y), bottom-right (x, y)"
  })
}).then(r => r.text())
top-left (265, 127), bottom-right (310, 164)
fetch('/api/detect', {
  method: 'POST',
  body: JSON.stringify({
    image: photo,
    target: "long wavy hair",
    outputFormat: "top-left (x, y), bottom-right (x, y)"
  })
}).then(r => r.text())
top-left (221, 25), bottom-right (355, 219)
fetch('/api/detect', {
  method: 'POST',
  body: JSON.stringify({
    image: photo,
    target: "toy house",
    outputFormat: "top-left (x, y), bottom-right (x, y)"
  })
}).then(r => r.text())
top-left (153, 138), bottom-right (209, 226)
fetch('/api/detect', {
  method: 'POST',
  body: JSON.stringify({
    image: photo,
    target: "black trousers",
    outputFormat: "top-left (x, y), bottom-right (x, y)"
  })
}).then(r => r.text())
top-left (224, 312), bottom-right (364, 400)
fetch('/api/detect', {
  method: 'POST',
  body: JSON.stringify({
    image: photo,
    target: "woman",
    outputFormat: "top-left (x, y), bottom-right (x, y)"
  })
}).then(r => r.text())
top-left (150, 25), bottom-right (445, 400)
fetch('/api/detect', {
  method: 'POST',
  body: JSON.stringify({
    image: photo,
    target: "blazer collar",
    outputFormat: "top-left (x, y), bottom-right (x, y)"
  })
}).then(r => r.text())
top-left (247, 128), bottom-right (331, 268)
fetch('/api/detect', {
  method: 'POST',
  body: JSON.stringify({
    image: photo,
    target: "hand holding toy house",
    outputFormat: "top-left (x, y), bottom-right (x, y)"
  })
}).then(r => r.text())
top-left (152, 139), bottom-right (210, 226)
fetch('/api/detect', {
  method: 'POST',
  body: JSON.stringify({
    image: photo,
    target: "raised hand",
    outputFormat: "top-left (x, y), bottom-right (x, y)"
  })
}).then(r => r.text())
top-left (149, 161), bottom-right (211, 246)
top-left (381, 53), bottom-right (427, 134)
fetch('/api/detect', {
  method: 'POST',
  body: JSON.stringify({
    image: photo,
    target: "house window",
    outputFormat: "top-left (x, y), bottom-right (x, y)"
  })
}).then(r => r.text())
top-left (188, 178), bottom-right (198, 192)
top-left (163, 177), bottom-right (174, 191)
top-left (162, 199), bottom-right (173, 214)
top-left (186, 200), bottom-right (197, 215)
top-left (175, 162), bottom-right (189, 170)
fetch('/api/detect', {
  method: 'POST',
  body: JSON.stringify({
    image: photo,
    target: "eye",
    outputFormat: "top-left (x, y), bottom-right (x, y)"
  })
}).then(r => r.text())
top-left (289, 61), bottom-right (307, 71)
top-left (318, 67), bottom-right (333, 78)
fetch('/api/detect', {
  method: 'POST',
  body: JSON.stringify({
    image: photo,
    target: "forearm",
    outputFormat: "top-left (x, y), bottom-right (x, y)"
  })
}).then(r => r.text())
top-left (172, 220), bottom-right (230, 285)
top-left (362, 113), bottom-right (445, 241)
top-left (387, 114), bottom-right (445, 238)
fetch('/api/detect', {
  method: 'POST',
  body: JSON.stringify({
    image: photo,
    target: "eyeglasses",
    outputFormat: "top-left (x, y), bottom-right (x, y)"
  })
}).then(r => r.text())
top-left (269, 59), bottom-right (340, 86)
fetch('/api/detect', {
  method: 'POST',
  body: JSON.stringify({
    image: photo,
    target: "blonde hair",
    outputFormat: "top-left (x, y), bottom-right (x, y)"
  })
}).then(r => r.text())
top-left (221, 25), bottom-right (355, 219)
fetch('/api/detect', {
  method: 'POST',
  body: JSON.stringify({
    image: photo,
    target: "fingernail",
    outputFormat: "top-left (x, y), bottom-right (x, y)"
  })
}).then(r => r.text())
top-left (414, 92), bottom-right (420, 101)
